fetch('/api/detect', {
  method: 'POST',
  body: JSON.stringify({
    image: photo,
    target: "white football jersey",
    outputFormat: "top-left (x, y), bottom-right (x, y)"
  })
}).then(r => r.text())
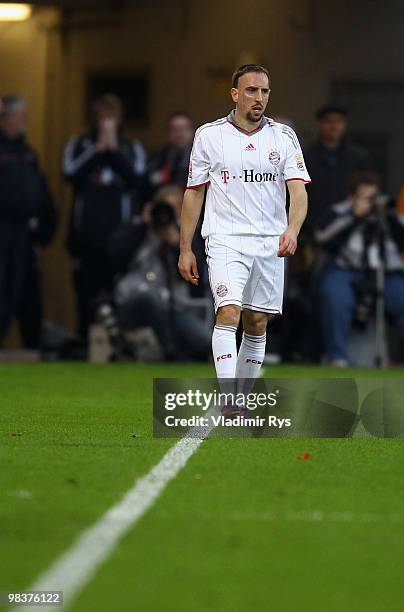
top-left (187, 111), bottom-right (311, 238)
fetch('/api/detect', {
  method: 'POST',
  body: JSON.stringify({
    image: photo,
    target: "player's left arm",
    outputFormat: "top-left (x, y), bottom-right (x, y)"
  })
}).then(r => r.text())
top-left (278, 180), bottom-right (308, 257)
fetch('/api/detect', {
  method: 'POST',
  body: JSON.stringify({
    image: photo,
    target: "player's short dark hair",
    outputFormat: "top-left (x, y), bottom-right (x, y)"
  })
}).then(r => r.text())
top-left (315, 104), bottom-right (348, 120)
top-left (232, 64), bottom-right (271, 88)
top-left (348, 171), bottom-right (380, 195)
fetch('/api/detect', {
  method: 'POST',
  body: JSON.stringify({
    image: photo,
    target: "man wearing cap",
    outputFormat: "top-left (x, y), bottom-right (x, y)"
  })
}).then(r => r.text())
top-left (304, 105), bottom-right (372, 231)
top-left (0, 94), bottom-right (56, 348)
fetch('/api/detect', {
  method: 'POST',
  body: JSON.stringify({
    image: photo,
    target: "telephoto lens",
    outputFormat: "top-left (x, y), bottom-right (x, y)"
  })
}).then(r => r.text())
top-left (96, 299), bottom-right (137, 361)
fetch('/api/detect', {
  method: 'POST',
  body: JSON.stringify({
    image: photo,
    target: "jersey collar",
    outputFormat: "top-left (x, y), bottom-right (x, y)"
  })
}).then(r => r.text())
top-left (226, 110), bottom-right (274, 136)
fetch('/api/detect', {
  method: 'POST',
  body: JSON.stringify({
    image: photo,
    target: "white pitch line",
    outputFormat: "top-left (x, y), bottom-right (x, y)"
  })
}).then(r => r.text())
top-left (18, 420), bottom-right (213, 611)
top-left (193, 510), bottom-right (404, 524)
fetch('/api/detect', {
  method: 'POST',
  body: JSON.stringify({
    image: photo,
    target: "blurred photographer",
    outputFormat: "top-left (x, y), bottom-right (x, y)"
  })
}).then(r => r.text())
top-left (107, 202), bottom-right (211, 361)
top-left (63, 94), bottom-right (146, 340)
top-left (0, 94), bottom-right (56, 349)
top-left (316, 172), bottom-right (404, 365)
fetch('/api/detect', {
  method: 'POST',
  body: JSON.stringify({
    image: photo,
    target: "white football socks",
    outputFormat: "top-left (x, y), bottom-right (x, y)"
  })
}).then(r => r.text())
top-left (212, 325), bottom-right (267, 403)
top-left (235, 332), bottom-right (266, 395)
top-left (212, 324), bottom-right (237, 379)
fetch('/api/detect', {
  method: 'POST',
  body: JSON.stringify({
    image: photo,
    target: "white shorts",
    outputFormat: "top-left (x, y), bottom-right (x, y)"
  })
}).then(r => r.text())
top-left (205, 234), bottom-right (284, 314)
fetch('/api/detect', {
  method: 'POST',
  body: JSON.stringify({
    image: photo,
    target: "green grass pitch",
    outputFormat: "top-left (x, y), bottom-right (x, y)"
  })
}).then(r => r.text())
top-left (1, 363), bottom-right (404, 611)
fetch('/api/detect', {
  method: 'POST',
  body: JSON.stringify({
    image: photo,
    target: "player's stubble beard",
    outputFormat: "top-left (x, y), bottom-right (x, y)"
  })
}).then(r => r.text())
top-left (246, 108), bottom-right (264, 123)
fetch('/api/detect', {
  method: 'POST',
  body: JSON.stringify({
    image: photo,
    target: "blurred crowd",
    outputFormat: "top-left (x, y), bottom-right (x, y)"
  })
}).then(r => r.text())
top-left (1, 92), bottom-right (404, 365)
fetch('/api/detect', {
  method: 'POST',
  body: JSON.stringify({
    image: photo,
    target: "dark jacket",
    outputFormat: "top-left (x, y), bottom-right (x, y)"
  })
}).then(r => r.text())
top-left (0, 128), bottom-right (56, 249)
top-left (0, 128), bottom-right (57, 344)
top-left (63, 132), bottom-right (146, 254)
top-left (144, 144), bottom-right (191, 199)
top-left (304, 139), bottom-right (372, 231)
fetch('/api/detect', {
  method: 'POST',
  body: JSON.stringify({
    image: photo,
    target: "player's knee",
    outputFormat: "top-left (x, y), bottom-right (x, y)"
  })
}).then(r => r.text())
top-left (243, 311), bottom-right (268, 335)
top-left (216, 305), bottom-right (241, 328)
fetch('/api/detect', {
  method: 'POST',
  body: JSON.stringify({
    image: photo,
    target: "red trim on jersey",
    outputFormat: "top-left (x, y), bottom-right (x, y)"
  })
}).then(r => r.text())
top-left (187, 181), bottom-right (210, 189)
top-left (226, 117), bottom-right (265, 136)
top-left (285, 178), bottom-right (312, 183)
top-left (226, 111), bottom-right (269, 136)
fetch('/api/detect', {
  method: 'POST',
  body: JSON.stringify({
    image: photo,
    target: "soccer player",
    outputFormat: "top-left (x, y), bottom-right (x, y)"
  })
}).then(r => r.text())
top-left (178, 64), bottom-right (310, 409)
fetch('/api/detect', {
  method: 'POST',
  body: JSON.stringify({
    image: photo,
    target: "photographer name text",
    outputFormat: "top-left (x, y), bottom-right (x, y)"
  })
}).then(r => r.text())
top-left (164, 415), bottom-right (291, 428)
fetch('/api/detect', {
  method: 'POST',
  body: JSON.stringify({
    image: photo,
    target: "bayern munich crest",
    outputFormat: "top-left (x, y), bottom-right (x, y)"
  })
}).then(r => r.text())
top-left (268, 149), bottom-right (281, 166)
top-left (215, 283), bottom-right (228, 298)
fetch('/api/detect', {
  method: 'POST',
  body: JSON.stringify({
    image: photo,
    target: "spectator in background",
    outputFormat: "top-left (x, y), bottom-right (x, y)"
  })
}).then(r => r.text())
top-left (109, 182), bottom-right (208, 299)
top-left (304, 105), bottom-right (372, 232)
top-left (300, 105), bottom-right (373, 362)
top-left (0, 94), bottom-right (56, 349)
top-left (316, 172), bottom-right (404, 366)
top-left (145, 120), bottom-right (211, 298)
top-left (145, 112), bottom-right (194, 198)
top-left (63, 93), bottom-right (146, 341)
top-left (141, 184), bottom-right (184, 225)
top-left (108, 201), bottom-right (211, 361)
top-left (147, 184), bottom-right (208, 298)
top-left (153, 184), bottom-right (183, 218)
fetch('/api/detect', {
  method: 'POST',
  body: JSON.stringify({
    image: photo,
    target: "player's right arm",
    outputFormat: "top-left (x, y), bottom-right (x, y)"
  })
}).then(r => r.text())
top-left (178, 185), bottom-right (205, 285)
top-left (179, 125), bottom-right (210, 285)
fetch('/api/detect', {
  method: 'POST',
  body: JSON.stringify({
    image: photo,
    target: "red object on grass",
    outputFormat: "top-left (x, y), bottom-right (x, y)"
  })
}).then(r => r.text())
top-left (297, 451), bottom-right (311, 460)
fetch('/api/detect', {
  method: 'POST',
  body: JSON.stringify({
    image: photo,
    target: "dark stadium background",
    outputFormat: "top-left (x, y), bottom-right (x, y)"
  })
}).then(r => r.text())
top-left (1, 0), bottom-right (403, 342)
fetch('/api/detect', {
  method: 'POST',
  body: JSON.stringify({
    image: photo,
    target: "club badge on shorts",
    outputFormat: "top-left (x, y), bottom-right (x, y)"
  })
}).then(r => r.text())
top-left (215, 283), bottom-right (228, 298)
top-left (268, 149), bottom-right (281, 166)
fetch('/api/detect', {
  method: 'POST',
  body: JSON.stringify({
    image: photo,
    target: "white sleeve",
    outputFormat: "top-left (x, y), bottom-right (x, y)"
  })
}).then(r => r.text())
top-left (282, 126), bottom-right (311, 183)
top-left (186, 128), bottom-right (210, 189)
